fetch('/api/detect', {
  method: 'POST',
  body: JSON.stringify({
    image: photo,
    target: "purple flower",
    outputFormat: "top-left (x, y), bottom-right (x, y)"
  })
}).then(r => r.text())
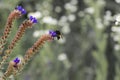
top-left (49, 30), bottom-right (57, 37)
top-left (13, 57), bottom-right (20, 64)
top-left (29, 16), bottom-right (38, 23)
top-left (16, 6), bottom-right (26, 15)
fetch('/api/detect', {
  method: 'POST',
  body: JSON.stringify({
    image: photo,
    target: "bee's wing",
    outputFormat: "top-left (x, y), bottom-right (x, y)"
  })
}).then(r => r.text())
top-left (60, 33), bottom-right (63, 39)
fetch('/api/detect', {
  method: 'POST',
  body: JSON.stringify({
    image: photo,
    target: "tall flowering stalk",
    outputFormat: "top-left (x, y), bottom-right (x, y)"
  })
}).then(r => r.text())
top-left (1, 58), bottom-right (21, 80)
top-left (8, 16), bottom-right (37, 50)
top-left (16, 30), bottom-right (60, 74)
top-left (0, 6), bottom-right (26, 53)
top-left (0, 16), bottom-right (37, 69)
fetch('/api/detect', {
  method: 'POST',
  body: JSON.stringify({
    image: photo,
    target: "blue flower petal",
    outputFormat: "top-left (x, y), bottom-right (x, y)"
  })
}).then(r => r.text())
top-left (29, 16), bottom-right (38, 23)
top-left (49, 30), bottom-right (57, 37)
top-left (16, 6), bottom-right (26, 15)
top-left (13, 57), bottom-right (20, 64)
top-left (21, 8), bottom-right (26, 14)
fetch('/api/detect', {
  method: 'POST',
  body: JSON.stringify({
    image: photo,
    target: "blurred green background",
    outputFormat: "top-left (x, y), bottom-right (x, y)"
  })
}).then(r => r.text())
top-left (0, 0), bottom-right (120, 80)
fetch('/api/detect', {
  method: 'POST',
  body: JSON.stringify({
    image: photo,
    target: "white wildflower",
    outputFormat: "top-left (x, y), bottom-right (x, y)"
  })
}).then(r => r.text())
top-left (62, 25), bottom-right (71, 34)
top-left (28, 11), bottom-right (42, 19)
top-left (57, 38), bottom-right (66, 44)
top-left (78, 11), bottom-right (85, 17)
top-left (70, 0), bottom-right (78, 5)
top-left (96, 18), bottom-right (104, 29)
top-left (58, 53), bottom-right (67, 61)
top-left (33, 30), bottom-right (41, 38)
top-left (64, 3), bottom-right (77, 12)
top-left (112, 27), bottom-right (120, 33)
top-left (68, 14), bottom-right (76, 22)
top-left (115, 0), bottom-right (120, 3)
top-left (42, 16), bottom-right (57, 25)
top-left (58, 16), bottom-right (68, 26)
top-left (55, 6), bottom-right (62, 13)
top-left (114, 44), bottom-right (120, 51)
top-left (85, 7), bottom-right (94, 14)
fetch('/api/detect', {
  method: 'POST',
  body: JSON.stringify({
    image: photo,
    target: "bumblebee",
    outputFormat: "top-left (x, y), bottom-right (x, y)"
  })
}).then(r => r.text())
top-left (55, 30), bottom-right (63, 40)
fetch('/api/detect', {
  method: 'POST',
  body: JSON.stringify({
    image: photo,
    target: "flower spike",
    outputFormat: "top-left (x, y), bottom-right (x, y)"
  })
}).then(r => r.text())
top-left (1, 58), bottom-right (21, 79)
top-left (16, 30), bottom-right (61, 75)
